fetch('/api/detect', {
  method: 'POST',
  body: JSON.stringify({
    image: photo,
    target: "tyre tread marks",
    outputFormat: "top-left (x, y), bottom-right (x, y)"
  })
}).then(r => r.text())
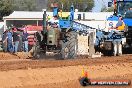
top-left (67, 31), bottom-right (77, 59)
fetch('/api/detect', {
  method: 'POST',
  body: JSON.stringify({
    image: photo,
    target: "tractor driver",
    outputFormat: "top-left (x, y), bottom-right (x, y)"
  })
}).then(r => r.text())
top-left (115, 16), bottom-right (125, 31)
top-left (109, 16), bottom-right (125, 31)
top-left (48, 15), bottom-right (59, 28)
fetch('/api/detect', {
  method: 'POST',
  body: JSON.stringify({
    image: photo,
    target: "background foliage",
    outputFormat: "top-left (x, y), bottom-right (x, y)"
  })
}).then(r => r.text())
top-left (0, 0), bottom-right (94, 20)
top-left (101, 5), bottom-right (114, 12)
top-left (47, 0), bottom-right (94, 12)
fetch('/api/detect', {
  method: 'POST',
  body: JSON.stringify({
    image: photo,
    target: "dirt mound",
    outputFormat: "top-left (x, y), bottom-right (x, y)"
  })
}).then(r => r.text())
top-left (0, 52), bottom-right (32, 60)
top-left (0, 52), bottom-right (19, 60)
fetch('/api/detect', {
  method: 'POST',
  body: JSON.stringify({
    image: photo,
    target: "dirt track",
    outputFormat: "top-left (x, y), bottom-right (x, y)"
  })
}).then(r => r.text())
top-left (0, 52), bottom-right (132, 71)
top-left (0, 52), bottom-right (132, 88)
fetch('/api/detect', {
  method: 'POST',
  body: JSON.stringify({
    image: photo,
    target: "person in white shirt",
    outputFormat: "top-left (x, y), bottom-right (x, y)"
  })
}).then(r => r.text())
top-left (48, 15), bottom-right (59, 28)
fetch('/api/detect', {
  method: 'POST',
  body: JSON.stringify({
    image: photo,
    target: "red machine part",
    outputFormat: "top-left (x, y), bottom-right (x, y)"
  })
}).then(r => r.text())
top-left (23, 25), bottom-right (43, 45)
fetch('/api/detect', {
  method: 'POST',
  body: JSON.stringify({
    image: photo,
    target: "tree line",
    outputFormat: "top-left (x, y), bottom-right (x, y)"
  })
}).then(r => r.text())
top-left (0, 0), bottom-right (94, 20)
top-left (47, 0), bottom-right (94, 12)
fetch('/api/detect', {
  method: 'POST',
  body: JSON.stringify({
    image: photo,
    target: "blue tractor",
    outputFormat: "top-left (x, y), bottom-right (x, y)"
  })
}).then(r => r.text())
top-left (33, 4), bottom-right (96, 59)
top-left (32, 4), bottom-right (78, 59)
top-left (95, 0), bottom-right (132, 56)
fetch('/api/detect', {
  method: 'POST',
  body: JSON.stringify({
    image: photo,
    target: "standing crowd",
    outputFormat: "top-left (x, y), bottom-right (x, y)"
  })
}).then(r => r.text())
top-left (2, 27), bottom-right (29, 54)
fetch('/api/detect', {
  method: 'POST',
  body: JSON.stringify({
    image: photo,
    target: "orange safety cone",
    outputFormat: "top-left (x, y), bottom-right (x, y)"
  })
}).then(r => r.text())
top-left (84, 71), bottom-right (88, 78)
top-left (80, 68), bottom-right (90, 86)
top-left (81, 67), bottom-right (85, 77)
top-left (81, 68), bottom-right (88, 78)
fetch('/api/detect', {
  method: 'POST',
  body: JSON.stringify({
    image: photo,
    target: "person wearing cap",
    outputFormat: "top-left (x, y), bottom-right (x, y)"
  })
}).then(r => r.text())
top-left (12, 27), bottom-right (20, 53)
top-left (6, 29), bottom-right (13, 53)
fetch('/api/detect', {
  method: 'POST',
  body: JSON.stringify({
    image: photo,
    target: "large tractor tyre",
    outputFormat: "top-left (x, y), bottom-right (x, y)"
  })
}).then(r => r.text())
top-left (61, 41), bottom-right (69, 59)
top-left (103, 50), bottom-right (113, 56)
top-left (61, 31), bottom-right (78, 59)
top-left (103, 41), bottom-right (114, 56)
top-left (67, 31), bottom-right (78, 58)
top-left (32, 41), bottom-right (41, 59)
top-left (32, 32), bottom-right (42, 59)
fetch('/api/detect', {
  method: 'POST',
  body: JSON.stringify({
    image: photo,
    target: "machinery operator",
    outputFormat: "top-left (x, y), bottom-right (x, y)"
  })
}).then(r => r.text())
top-left (109, 16), bottom-right (125, 31)
top-left (48, 15), bottom-right (59, 28)
top-left (116, 16), bottom-right (125, 31)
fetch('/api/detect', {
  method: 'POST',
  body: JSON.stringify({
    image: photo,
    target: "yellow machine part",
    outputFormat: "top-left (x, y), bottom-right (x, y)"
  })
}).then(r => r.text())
top-left (117, 22), bottom-right (125, 31)
top-left (47, 16), bottom-right (52, 20)
top-left (81, 68), bottom-right (88, 78)
top-left (58, 12), bottom-right (69, 18)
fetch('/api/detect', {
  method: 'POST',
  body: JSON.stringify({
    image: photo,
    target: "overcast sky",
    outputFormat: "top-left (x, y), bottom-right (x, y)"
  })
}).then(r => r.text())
top-left (92, 0), bottom-right (111, 12)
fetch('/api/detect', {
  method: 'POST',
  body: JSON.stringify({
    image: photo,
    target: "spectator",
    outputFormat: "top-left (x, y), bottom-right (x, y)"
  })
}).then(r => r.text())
top-left (12, 27), bottom-right (20, 53)
top-left (6, 29), bottom-right (13, 53)
top-left (22, 29), bottom-right (28, 52)
top-left (2, 30), bottom-right (8, 52)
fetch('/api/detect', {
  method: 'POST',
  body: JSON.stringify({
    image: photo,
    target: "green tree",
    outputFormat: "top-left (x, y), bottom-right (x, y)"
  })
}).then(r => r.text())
top-left (101, 5), bottom-right (114, 12)
top-left (0, 0), bottom-right (13, 20)
top-left (107, 7), bottom-right (114, 12)
top-left (0, 0), bottom-right (37, 20)
top-left (0, 0), bottom-right (94, 20)
top-left (12, 0), bottom-right (37, 11)
top-left (47, 0), bottom-right (94, 12)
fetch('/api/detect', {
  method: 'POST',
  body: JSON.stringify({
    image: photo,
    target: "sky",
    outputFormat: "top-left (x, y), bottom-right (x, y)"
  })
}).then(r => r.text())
top-left (92, 0), bottom-right (111, 12)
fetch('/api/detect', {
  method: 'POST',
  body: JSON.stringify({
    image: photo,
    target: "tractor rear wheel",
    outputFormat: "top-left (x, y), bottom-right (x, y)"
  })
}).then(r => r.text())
top-left (61, 31), bottom-right (78, 59)
top-left (32, 41), bottom-right (41, 59)
top-left (32, 32), bottom-right (42, 59)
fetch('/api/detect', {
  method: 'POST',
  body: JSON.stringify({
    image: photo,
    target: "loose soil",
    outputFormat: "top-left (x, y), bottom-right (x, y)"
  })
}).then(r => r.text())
top-left (0, 52), bottom-right (131, 88)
